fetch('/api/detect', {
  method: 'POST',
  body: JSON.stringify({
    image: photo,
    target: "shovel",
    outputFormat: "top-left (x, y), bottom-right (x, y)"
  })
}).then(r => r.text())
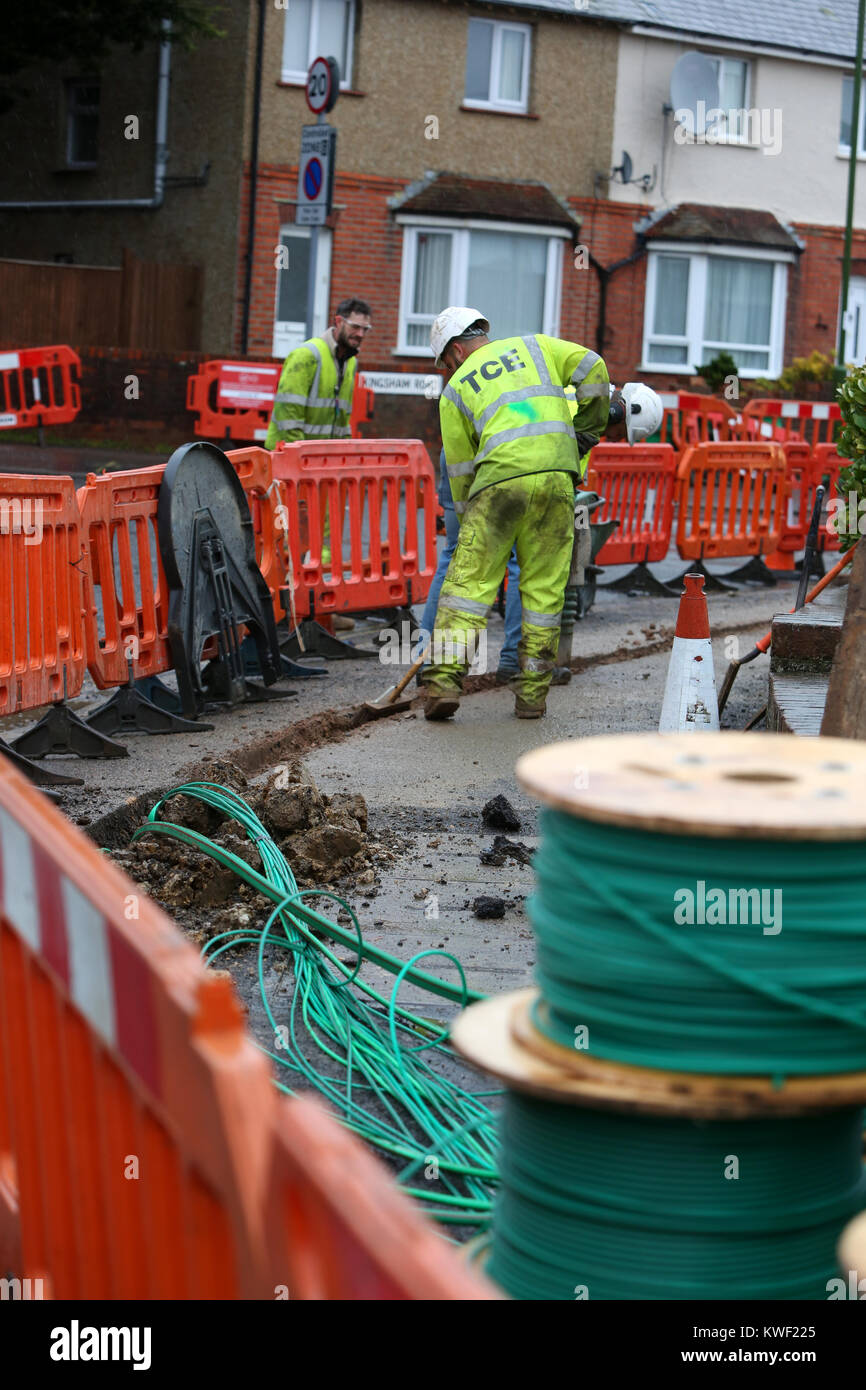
top-left (363, 647), bottom-right (429, 718)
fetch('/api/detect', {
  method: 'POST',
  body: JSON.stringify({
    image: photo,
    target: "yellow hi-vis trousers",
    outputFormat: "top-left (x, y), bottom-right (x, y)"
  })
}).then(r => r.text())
top-left (426, 471), bottom-right (574, 707)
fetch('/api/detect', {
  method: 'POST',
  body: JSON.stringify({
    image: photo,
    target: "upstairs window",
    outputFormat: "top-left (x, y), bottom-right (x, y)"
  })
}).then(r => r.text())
top-left (282, 0), bottom-right (355, 87)
top-left (707, 56), bottom-right (750, 141)
top-left (840, 76), bottom-right (866, 155)
top-left (65, 80), bottom-right (100, 168)
top-left (464, 18), bottom-right (531, 113)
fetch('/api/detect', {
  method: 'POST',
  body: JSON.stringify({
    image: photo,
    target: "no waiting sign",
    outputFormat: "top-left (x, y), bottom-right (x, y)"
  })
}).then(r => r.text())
top-left (297, 124), bottom-right (336, 226)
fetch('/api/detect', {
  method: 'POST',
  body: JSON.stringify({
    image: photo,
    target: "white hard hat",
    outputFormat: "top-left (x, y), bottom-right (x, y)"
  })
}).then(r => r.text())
top-left (621, 382), bottom-right (664, 444)
top-left (430, 306), bottom-right (490, 367)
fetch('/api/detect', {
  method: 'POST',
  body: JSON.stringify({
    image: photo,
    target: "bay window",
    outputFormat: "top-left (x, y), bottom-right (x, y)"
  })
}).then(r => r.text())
top-left (397, 220), bottom-right (566, 354)
top-left (643, 245), bottom-right (790, 377)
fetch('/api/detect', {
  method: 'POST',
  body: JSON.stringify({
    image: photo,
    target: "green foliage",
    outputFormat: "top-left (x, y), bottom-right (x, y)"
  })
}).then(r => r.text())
top-left (694, 351), bottom-right (739, 395)
top-left (2, 3), bottom-right (225, 112)
top-left (836, 365), bottom-right (866, 548)
top-left (754, 351), bottom-right (837, 397)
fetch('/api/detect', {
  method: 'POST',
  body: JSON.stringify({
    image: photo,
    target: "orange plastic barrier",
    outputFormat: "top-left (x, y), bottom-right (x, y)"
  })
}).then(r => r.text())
top-left (272, 439), bottom-right (436, 617)
top-left (77, 448), bottom-right (286, 689)
top-left (187, 360), bottom-right (375, 444)
top-left (675, 442), bottom-right (787, 561)
top-left (812, 444), bottom-right (845, 553)
top-left (763, 441), bottom-right (813, 572)
top-left (741, 398), bottom-right (841, 447)
top-left (77, 464), bottom-right (172, 689)
top-left (0, 755), bottom-right (494, 1299)
top-left (265, 1095), bottom-right (496, 1300)
top-left (0, 474), bottom-right (86, 715)
top-left (658, 392), bottom-right (738, 454)
top-left (586, 443), bottom-right (677, 565)
top-left (0, 345), bottom-right (81, 432)
top-left (186, 359), bottom-right (280, 442)
top-left (0, 754), bottom-right (278, 1297)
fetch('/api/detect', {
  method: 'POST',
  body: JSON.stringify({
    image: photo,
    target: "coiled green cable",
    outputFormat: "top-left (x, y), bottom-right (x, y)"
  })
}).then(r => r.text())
top-left (133, 782), bottom-right (500, 1228)
top-left (528, 809), bottom-right (866, 1075)
top-left (488, 1092), bottom-right (866, 1300)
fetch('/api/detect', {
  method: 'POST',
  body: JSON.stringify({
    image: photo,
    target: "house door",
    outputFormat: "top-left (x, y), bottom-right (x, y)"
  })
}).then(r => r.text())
top-left (842, 276), bottom-right (866, 366)
top-left (272, 226), bottom-right (333, 359)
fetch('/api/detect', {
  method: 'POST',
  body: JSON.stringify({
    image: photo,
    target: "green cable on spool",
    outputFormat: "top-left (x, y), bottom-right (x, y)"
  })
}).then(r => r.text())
top-left (528, 808), bottom-right (866, 1075)
top-left (488, 1093), bottom-right (866, 1301)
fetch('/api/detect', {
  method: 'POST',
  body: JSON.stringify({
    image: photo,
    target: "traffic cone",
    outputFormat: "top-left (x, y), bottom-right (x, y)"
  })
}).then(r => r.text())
top-left (659, 573), bottom-right (719, 732)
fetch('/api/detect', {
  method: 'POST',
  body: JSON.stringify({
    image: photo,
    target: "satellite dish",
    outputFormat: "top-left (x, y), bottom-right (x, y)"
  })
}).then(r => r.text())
top-left (615, 151), bottom-right (633, 184)
top-left (669, 52), bottom-right (720, 136)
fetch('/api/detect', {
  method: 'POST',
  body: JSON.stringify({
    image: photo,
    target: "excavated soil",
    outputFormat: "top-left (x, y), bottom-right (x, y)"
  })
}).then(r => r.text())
top-left (104, 755), bottom-right (409, 949)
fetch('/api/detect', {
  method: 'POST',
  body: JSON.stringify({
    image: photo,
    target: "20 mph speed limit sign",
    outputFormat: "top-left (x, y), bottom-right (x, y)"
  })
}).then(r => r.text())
top-left (306, 56), bottom-right (340, 114)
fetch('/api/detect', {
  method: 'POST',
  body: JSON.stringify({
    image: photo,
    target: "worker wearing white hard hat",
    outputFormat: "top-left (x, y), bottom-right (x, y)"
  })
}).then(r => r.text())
top-left (424, 308), bottom-right (615, 720)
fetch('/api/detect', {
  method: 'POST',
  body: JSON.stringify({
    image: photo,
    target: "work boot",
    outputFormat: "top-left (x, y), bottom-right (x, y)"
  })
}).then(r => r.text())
top-left (495, 664), bottom-right (519, 685)
top-left (514, 696), bottom-right (546, 720)
top-left (551, 665), bottom-right (572, 685)
top-left (424, 694), bottom-right (460, 721)
top-left (333, 615), bottom-right (355, 632)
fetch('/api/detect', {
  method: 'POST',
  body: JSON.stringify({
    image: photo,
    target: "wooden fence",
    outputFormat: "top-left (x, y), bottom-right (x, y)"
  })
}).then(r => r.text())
top-left (0, 249), bottom-right (203, 351)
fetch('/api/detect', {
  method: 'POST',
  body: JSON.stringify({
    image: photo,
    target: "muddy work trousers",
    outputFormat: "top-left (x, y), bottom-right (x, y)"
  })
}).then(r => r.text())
top-left (425, 471), bottom-right (574, 707)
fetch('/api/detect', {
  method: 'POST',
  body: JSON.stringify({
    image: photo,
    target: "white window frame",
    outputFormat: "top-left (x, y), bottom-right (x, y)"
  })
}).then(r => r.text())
top-left (706, 55), bottom-right (752, 144)
top-left (273, 224), bottom-right (333, 359)
top-left (281, 0), bottom-right (356, 88)
top-left (464, 18), bottom-right (532, 114)
top-left (395, 216), bottom-right (566, 356)
top-left (65, 79), bottom-right (100, 169)
top-left (839, 76), bottom-right (866, 157)
top-left (641, 242), bottom-right (792, 379)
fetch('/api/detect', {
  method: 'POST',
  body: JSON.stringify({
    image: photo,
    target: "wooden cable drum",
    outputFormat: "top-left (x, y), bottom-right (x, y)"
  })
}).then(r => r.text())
top-left (452, 732), bottom-right (866, 1300)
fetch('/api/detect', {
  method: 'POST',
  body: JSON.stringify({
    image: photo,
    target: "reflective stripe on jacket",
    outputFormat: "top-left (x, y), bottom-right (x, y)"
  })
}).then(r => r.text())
top-left (264, 335), bottom-right (357, 449)
top-left (439, 334), bottom-right (609, 515)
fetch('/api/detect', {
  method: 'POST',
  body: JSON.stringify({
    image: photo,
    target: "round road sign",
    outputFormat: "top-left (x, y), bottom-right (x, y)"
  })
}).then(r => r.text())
top-left (306, 56), bottom-right (340, 115)
top-left (303, 157), bottom-right (323, 201)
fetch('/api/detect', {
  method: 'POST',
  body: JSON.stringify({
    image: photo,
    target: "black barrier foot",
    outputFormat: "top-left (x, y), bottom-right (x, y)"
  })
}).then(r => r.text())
top-left (241, 632), bottom-right (326, 680)
top-left (11, 702), bottom-right (128, 760)
top-left (599, 562), bottom-right (680, 597)
top-left (86, 683), bottom-right (215, 736)
top-left (133, 674), bottom-right (185, 713)
top-left (0, 737), bottom-right (82, 788)
top-left (201, 660), bottom-right (297, 706)
top-left (280, 617), bottom-right (379, 660)
top-left (723, 555), bottom-right (778, 587)
top-left (668, 560), bottom-right (739, 594)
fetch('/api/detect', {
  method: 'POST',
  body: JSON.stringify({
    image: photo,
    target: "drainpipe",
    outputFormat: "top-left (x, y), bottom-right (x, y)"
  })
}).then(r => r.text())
top-left (588, 243), bottom-right (647, 357)
top-left (0, 20), bottom-right (172, 210)
top-left (240, 0), bottom-right (266, 356)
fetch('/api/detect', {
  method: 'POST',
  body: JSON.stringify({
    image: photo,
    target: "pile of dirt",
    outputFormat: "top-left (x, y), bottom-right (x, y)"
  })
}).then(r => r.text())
top-left (106, 756), bottom-right (405, 943)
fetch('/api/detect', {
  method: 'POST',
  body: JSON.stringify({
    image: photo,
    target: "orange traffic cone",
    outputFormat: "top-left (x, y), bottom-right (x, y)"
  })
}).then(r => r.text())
top-left (659, 573), bottom-right (719, 732)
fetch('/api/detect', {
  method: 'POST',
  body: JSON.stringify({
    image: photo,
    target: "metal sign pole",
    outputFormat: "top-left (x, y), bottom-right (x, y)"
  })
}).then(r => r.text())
top-left (304, 112), bottom-right (326, 341)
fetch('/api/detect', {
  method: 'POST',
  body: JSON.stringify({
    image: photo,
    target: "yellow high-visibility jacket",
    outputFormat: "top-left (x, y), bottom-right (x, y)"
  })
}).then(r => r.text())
top-left (439, 333), bottom-right (609, 515)
top-left (264, 333), bottom-right (356, 449)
